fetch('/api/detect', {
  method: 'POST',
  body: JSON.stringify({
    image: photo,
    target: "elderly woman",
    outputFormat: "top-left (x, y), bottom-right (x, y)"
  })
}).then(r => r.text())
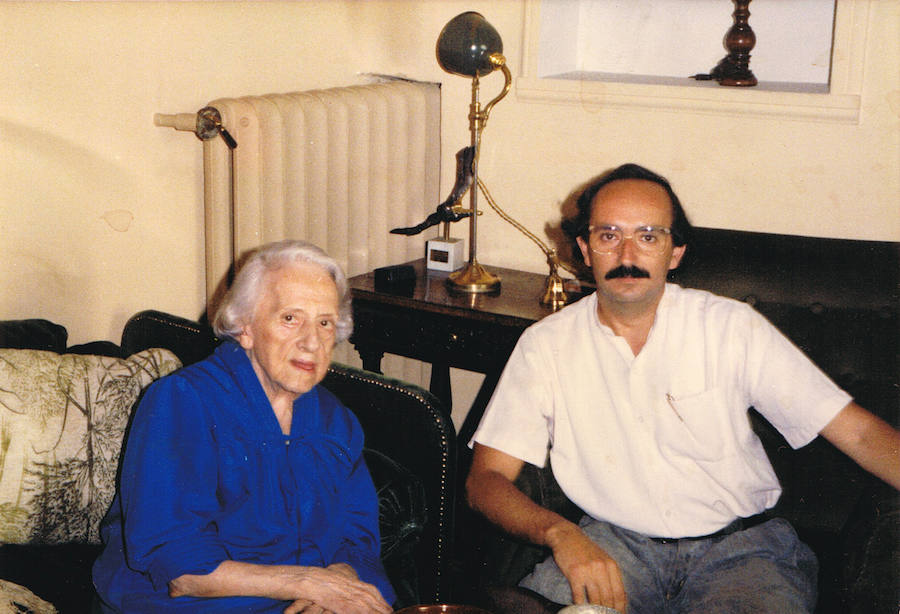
top-left (93, 240), bottom-right (394, 614)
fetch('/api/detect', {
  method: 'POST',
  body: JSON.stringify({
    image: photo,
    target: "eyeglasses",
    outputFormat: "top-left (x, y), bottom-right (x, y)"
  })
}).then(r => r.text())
top-left (587, 225), bottom-right (672, 255)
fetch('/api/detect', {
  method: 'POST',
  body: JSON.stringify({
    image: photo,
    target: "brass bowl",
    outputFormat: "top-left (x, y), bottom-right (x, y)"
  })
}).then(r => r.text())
top-left (395, 606), bottom-right (494, 614)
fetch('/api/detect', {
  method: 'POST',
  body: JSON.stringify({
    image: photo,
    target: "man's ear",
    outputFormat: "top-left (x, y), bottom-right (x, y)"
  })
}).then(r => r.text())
top-left (576, 236), bottom-right (592, 268)
top-left (668, 244), bottom-right (687, 271)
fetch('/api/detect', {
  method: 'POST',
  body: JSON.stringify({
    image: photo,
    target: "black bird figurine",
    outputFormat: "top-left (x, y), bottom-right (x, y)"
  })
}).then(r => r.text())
top-left (390, 146), bottom-right (475, 236)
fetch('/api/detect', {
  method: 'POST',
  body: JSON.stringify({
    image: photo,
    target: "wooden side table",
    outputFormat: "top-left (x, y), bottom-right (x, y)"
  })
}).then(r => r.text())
top-left (347, 259), bottom-right (585, 442)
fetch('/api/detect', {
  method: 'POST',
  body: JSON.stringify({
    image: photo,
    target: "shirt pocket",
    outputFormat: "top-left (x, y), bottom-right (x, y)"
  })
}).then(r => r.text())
top-left (657, 387), bottom-right (732, 461)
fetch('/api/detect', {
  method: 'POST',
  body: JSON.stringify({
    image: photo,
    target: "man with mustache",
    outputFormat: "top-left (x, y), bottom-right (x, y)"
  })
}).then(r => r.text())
top-left (466, 163), bottom-right (899, 614)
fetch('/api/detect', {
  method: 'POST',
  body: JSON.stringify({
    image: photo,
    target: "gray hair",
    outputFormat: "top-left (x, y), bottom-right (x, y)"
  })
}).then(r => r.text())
top-left (212, 240), bottom-right (353, 343)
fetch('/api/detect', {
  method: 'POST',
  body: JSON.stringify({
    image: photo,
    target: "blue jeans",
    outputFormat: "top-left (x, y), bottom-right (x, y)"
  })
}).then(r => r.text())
top-left (519, 516), bottom-right (818, 614)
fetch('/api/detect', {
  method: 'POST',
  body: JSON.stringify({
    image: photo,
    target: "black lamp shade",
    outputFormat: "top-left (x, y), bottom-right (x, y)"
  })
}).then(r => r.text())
top-left (436, 12), bottom-right (503, 78)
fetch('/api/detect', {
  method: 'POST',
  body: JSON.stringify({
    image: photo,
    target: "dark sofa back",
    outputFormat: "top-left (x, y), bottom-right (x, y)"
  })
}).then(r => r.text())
top-left (120, 310), bottom-right (220, 366)
top-left (0, 318), bottom-right (68, 352)
top-left (675, 227), bottom-right (898, 310)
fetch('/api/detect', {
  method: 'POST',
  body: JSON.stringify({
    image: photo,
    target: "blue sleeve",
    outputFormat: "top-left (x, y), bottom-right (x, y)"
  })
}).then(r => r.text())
top-left (119, 376), bottom-right (229, 590)
top-left (322, 406), bottom-right (396, 603)
top-left (331, 446), bottom-right (396, 605)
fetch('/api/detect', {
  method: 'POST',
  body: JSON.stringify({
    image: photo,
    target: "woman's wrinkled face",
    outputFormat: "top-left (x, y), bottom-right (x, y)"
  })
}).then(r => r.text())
top-left (238, 262), bottom-right (339, 408)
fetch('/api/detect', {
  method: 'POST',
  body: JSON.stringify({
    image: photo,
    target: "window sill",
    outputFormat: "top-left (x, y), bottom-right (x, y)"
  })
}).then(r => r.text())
top-left (515, 75), bottom-right (861, 124)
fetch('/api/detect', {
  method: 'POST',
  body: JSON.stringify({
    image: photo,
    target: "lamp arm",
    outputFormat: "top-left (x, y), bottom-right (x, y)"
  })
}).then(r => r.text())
top-left (479, 54), bottom-right (512, 132)
top-left (477, 176), bottom-right (579, 277)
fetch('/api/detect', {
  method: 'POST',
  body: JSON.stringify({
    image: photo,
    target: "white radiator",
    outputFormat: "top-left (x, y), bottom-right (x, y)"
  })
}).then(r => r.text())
top-left (201, 79), bottom-right (441, 306)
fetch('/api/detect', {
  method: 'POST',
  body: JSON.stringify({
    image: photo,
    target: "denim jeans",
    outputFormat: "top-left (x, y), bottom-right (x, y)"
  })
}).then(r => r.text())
top-left (520, 516), bottom-right (818, 614)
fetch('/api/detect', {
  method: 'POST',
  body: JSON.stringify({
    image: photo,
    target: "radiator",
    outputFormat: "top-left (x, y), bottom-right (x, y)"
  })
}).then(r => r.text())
top-left (201, 79), bottom-right (441, 306)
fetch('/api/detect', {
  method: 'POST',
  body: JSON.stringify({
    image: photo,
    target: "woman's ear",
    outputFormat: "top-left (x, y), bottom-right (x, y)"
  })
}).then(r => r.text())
top-left (237, 324), bottom-right (254, 350)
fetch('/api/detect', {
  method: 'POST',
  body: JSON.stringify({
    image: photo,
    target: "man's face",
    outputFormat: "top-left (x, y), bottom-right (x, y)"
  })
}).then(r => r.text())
top-left (576, 179), bottom-right (685, 311)
top-left (238, 262), bottom-right (339, 408)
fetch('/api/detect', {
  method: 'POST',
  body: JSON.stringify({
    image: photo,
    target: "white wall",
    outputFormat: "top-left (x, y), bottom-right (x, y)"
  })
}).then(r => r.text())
top-left (2, 0), bottom-right (898, 353)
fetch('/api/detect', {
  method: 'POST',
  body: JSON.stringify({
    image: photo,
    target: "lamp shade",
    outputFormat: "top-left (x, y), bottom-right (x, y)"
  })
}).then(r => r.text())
top-left (436, 12), bottom-right (503, 78)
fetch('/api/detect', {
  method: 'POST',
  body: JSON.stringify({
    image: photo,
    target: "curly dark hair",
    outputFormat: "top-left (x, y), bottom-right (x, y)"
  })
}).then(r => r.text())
top-left (561, 163), bottom-right (693, 255)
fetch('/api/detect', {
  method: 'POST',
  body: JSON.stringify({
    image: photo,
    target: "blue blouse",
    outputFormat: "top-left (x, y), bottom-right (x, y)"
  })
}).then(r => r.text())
top-left (93, 342), bottom-right (395, 612)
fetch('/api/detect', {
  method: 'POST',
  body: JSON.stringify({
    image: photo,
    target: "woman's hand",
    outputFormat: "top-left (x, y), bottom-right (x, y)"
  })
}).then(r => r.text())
top-left (170, 561), bottom-right (392, 614)
top-left (283, 599), bottom-right (324, 614)
top-left (280, 565), bottom-right (392, 614)
top-left (324, 562), bottom-right (360, 580)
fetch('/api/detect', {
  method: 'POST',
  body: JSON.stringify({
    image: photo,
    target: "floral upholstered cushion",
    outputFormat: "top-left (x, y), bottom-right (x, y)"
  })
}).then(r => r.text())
top-left (0, 578), bottom-right (58, 613)
top-left (0, 348), bottom-right (180, 545)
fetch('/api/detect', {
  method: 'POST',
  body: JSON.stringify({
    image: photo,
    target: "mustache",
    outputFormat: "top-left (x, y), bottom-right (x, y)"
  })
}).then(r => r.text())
top-left (605, 265), bottom-right (651, 280)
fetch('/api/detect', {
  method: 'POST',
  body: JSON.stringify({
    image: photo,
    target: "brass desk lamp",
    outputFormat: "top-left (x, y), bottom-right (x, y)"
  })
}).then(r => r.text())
top-left (436, 11), bottom-right (509, 293)
top-left (436, 12), bottom-right (575, 306)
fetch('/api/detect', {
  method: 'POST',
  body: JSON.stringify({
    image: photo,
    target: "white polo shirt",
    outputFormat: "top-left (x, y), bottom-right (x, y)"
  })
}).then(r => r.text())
top-left (471, 284), bottom-right (850, 538)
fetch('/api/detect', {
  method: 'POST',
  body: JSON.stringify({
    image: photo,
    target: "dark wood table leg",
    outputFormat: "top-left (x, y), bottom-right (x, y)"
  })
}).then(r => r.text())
top-left (355, 346), bottom-right (385, 374)
top-left (429, 360), bottom-right (452, 413)
top-left (457, 368), bottom-right (503, 448)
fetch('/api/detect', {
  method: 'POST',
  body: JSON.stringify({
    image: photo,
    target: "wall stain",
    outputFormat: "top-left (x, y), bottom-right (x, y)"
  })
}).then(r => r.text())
top-left (887, 90), bottom-right (900, 118)
top-left (101, 210), bottom-right (133, 232)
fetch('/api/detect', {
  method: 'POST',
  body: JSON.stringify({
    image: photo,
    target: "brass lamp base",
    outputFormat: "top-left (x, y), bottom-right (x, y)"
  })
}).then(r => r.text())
top-left (540, 270), bottom-right (568, 309)
top-left (447, 259), bottom-right (501, 293)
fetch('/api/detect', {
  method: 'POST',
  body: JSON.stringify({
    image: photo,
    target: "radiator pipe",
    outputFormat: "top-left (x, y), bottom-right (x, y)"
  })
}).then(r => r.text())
top-left (154, 106), bottom-right (237, 149)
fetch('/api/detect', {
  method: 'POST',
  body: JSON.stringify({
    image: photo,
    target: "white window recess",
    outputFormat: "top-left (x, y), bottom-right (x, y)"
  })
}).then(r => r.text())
top-left (517, 0), bottom-right (867, 123)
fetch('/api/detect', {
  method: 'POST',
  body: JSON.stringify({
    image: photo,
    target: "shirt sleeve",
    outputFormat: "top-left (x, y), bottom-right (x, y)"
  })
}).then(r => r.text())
top-left (330, 449), bottom-right (397, 605)
top-left (119, 376), bottom-right (230, 589)
top-left (470, 326), bottom-right (554, 467)
top-left (740, 305), bottom-right (852, 449)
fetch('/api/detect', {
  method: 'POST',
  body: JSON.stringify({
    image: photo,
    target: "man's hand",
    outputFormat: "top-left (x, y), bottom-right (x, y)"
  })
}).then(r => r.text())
top-left (546, 521), bottom-right (627, 613)
top-left (467, 444), bottom-right (628, 612)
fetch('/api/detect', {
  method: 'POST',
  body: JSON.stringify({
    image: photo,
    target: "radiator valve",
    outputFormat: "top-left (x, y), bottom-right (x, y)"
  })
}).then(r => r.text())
top-left (154, 106), bottom-right (237, 149)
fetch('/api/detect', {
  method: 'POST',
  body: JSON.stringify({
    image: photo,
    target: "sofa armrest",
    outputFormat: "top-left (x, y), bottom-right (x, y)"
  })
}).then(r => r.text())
top-left (455, 458), bottom-right (583, 608)
top-left (322, 363), bottom-right (456, 605)
top-left (841, 481), bottom-right (900, 614)
top-left (364, 448), bottom-right (427, 609)
top-left (120, 310), bottom-right (219, 366)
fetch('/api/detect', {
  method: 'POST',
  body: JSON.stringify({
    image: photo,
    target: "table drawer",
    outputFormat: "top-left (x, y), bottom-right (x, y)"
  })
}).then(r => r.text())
top-left (351, 303), bottom-right (524, 373)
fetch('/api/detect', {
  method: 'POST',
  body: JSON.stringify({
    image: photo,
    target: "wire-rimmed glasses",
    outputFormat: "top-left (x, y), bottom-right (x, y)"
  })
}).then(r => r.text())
top-left (587, 225), bottom-right (672, 255)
